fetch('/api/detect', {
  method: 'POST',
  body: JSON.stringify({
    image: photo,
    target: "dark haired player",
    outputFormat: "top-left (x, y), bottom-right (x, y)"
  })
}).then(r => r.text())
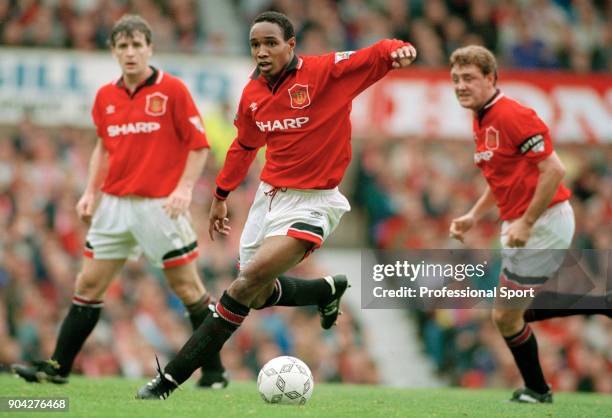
top-left (136, 11), bottom-right (417, 399)
top-left (12, 14), bottom-right (226, 389)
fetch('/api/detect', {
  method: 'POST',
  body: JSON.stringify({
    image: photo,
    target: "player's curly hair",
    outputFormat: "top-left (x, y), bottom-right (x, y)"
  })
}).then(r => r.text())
top-left (450, 45), bottom-right (498, 84)
top-left (252, 11), bottom-right (295, 41)
top-left (108, 14), bottom-right (152, 47)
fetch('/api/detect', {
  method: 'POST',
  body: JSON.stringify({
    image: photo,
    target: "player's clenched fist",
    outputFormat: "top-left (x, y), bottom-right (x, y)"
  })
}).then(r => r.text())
top-left (390, 44), bottom-right (417, 68)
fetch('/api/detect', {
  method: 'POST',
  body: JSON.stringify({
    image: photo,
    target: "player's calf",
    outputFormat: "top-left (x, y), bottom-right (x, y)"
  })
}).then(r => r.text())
top-left (492, 304), bottom-right (551, 397)
top-left (136, 291), bottom-right (250, 399)
top-left (492, 308), bottom-right (525, 336)
top-left (251, 274), bottom-right (351, 329)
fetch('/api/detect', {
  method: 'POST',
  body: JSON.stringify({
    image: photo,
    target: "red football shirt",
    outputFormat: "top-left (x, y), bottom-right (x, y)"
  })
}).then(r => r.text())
top-left (92, 68), bottom-right (209, 197)
top-left (473, 91), bottom-right (571, 220)
top-left (215, 39), bottom-right (407, 196)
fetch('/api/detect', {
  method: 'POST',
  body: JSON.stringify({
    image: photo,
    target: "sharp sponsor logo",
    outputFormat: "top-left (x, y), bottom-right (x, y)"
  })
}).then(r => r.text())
top-left (474, 150), bottom-right (494, 163)
top-left (255, 117), bottom-right (309, 132)
top-left (107, 122), bottom-right (161, 137)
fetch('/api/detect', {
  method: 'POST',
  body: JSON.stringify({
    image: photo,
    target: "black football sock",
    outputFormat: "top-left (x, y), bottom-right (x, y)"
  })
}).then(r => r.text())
top-left (186, 294), bottom-right (211, 329)
top-left (260, 276), bottom-right (332, 308)
top-left (165, 291), bottom-right (249, 385)
top-left (185, 295), bottom-right (225, 373)
top-left (503, 323), bottom-right (549, 394)
top-left (51, 296), bottom-right (103, 376)
top-left (524, 291), bottom-right (612, 322)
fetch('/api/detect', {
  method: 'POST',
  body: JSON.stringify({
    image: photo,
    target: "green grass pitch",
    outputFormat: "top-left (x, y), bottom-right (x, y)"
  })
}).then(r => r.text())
top-left (0, 374), bottom-right (610, 418)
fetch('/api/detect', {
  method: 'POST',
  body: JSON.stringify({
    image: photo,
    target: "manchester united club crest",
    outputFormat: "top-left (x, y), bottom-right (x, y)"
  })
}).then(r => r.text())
top-left (288, 84), bottom-right (311, 109)
top-left (145, 92), bottom-right (168, 116)
top-left (485, 126), bottom-right (499, 150)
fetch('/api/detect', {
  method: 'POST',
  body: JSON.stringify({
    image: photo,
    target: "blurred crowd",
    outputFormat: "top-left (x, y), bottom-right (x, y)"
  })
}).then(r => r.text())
top-left (0, 118), bottom-right (378, 384)
top-left (0, 0), bottom-right (610, 72)
top-left (1, 116), bottom-right (609, 392)
top-left (352, 136), bottom-right (611, 393)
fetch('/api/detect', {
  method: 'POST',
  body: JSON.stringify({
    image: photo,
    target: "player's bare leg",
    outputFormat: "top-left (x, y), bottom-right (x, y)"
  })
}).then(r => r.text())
top-left (164, 262), bottom-right (206, 305)
top-left (13, 258), bottom-right (125, 383)
top-left (136, 236), bottom-right (348, 399)
top-left (240, 238), bottom-right (349, 329)
top-left (228, 236), bottom-right (313, 307)
top-left (492, 295), bottom-right (552, 403)
top-left (163, 262), bottom-right (228, 388)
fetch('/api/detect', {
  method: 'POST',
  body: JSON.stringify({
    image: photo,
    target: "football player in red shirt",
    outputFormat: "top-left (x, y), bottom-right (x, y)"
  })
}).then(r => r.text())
top-left (448, 45), bottom-right (575, 403)
top-left (136, 11), bottom-right (417, 399)
top-left (13, 15), bottom-right (227, 389)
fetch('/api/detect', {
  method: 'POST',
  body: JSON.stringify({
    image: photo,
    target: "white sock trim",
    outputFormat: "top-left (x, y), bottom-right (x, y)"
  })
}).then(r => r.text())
top-left (323, 276), bottom-right (336, 296)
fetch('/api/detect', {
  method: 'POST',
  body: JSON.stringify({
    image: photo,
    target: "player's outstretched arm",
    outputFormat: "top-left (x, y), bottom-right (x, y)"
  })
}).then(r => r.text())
top-left (450, 186), bottom-right (495, 242)
top-left (76, 138), bottom-right (108, 224)
top-left (390, 44), bottom-right (417, 69)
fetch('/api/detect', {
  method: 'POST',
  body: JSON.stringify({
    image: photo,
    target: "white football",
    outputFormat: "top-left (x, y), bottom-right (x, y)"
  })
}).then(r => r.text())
top-left (257, 356), bottom-right (314, 405)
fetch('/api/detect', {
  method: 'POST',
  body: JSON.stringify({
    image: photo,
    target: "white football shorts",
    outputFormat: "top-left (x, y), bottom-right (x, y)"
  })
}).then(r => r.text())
top-left (239, 182), bottom-right (351, 270)
top-left (84, 193), bottom-right (199, 268)
top-left (500, 200), bottom-right (575, 288)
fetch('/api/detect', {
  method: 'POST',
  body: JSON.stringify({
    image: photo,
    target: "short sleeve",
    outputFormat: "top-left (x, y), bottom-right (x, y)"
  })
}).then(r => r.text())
top-left (503, 105), bottom-right (553, 163)
top-left (91, 91), bottom-right (104, 138)
top-left (172, 80), bottom-right (210, 150)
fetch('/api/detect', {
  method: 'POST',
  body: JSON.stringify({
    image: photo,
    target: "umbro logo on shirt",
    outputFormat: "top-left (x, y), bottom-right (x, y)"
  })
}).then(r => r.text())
top-left (106, 105), bottom-right (115, 114)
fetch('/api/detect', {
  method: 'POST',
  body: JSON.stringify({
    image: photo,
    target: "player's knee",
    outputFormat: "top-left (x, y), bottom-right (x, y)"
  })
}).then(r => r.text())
top-left (491, 308), bottom-right (522, 334)
top-left (228, 274), bottom-right (273, 308)
top-left (169, 280), bottom-right (200, 304)
top-left (251, 282), bottom-right (277, 310)
top-left (75, 271), bottom-right (106, 299)
top-left (164, 265), bottom-right (205, 304)
top-left (227, 276), bottom-right (253, 306)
